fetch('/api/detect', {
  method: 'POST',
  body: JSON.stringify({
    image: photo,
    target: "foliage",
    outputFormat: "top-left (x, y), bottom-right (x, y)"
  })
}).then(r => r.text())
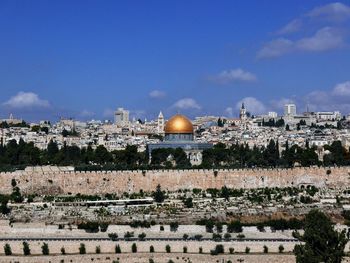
top-left (115, 244), bottom-right (121, 253)
top-left (79, 243), bottom-right (86, 254)
top-left (22, 242), bottom-right (30, 256)
top-left (131, 243), bottom-right (137, 253)
top-left (153, 184), bottom-right (165, 203)
top-left (4, 244), bottom-right (11, 256)
top-left (165, 244), bottom-right (171, 253)
top-left (294, 210), bottom-right (348, 263)
top-left (41, 243), bottom-right (49, 255)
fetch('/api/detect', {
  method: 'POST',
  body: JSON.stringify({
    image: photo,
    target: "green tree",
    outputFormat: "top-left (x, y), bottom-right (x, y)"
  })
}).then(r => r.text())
top-left (165, 244), bottom-right (171, 253)
top-left (153, 184), bottom-right (165, 203)
top-left (294, 210), bottom-right (348, 263)
top-left (96, 245), bottom-right (101, 254)
top-left (115, 244), bottom-right (121, 253)
top-left (4, 244), bottom-right (12, 256)
top-left (132, 243), bottom-right (137, 253)
top-left (79, 243), bottom-right (86, 254)
top-left (23, 242), bottom-right (30, 256)
top-left (41, 242), bottom-right (49, 255)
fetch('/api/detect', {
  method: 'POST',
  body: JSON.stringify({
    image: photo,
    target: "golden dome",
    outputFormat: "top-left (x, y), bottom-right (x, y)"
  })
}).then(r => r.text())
top-left (164, 114), bottom-right (193, 134)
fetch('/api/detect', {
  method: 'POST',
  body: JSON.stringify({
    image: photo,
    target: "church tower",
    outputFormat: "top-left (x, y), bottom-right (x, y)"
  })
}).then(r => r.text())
top-left (157, 111), bottom-right (164, 134)
top-left (239, 103), bottom-right (247, 120)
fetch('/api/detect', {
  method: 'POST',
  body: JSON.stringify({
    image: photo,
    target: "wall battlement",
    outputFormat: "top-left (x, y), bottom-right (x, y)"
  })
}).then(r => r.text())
top-left (0, 166), bottom-right (348, 195)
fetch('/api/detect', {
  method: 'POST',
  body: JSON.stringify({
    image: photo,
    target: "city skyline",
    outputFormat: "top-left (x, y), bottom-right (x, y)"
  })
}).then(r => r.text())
top-left (1, 1), bottom-right (350, 121)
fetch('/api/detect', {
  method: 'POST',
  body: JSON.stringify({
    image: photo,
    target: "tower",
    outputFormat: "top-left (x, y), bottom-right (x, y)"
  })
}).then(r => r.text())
top-left (240, 103), bottom-right (247, 120)
top-left (157, 111), bottom-right (164, 134)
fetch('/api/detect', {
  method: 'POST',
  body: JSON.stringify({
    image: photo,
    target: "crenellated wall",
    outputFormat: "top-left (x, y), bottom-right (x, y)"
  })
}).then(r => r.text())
top-left (0, 166), bottom-right (349, 195)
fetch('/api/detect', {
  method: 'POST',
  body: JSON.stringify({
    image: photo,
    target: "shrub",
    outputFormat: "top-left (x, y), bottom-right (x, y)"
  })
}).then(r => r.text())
top-left (263, 245), bottom-right (268, 253)
top-left (245, 247), bottom-right (250, 254)
top-left (212, 233), bottom-right (222, 241)
top-left (160, 225), bottom-right (164, 231)
top-left (166, 244), bottom-right (171, 253)
top-left (170, 222), bottom-right (179, 232)
top-left (199, 247), bottom-right (203, 254)
top-left (4, 244), bottom-right (12, 256)
top-left (100, 222), bottom-right (109, 232)
top-left (237, 234), bottom-right (245, 239)
top-left (79, 243), bottom-right (86, 254)
top-left (77, 221), bottom-right (99, 233)
top-left (23, 242), bottom-right (30, 256)
top-left (150, 245), bottom-right (154, 253)
top-left (278, 244), bottom-right (284, 253)
top-left (227, 220), bottom-right (243, 233)
top-left (108, 233), bottom-right (118, 241)
top-left (41, 242), bottom-right (49, 255)
top-left (132, 243), bottom-right (137, 253)
top-left (183, 246), bottom-right (187, 253)
top-left (149, 259), bottom-right (154, 263)
top-left (124, 231), bottom-right (134, 240)
top-left (224, 233), bottom-right (231, 241)
top-left (194, 234), bottom-right (203, 241)
top-left (96, 245), bottom-right (101, 254)
top-left (215, 244), bottom-right (224, 254)
top-left (215, 222), bottom-right (223, 233)
top-left (115, 244), bottom-right (121, 254)
top-left (183, 234), bottom-right (189, 240)
top-left (229, 247), bottom-right (234, 254)
top-left (61, 247), bottom-right (66, 255)
top-left (138, 232), bottom-right (146, 241)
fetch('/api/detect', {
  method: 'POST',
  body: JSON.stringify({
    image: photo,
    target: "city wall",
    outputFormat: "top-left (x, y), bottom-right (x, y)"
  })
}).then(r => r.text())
top-left (0, 166), bottom-right (349, 195)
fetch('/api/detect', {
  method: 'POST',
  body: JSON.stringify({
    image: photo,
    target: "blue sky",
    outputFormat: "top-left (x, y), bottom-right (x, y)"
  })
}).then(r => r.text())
top-left (1, 0), bottom-right (350, 121)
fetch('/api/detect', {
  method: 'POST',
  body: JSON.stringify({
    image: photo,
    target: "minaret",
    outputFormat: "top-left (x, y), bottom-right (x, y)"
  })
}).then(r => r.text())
top-left (157, 111), bottom-right (164, 134)
top-left (240, 103), bottom-right (247, 120)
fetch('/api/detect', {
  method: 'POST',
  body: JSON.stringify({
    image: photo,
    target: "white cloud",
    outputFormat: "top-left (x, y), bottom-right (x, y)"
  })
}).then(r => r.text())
top-left (3, 92), bottom-right (50, 108)
top-left (258, 27), bottom-right (344, 59)
top-left (308, 2), bottom-right (350, 22)
top-left (149, 90), bottom-right (166, 99)
top-left (332, 81), bottom-right (350, 96)
top-left (224, 107), bottom-right (234, 117)
top-left (103, 108), bottom-right (114, 118)
top-left (212, 68), bottom-right (257, 83)
top-left (257, 38), bottom-right (294, 59)
top-left (296, 27), bottom-right (344, 51)
top-left (277, 19), bottom-right (302, 35)
top-left (235, 97), bottom-right (266, 115)
top-left (173, 98), bottom-right (201, 110)
top-left (270, 98), bottom-right (295, 111)
top-left (79, 110), bottom-right (95, 118)
top-left (301, 81), bottom-right (350, 113)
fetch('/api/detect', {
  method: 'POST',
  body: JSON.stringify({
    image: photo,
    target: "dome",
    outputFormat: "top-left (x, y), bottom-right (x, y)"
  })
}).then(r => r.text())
top-left (164, 114), bottom-right (193, 134)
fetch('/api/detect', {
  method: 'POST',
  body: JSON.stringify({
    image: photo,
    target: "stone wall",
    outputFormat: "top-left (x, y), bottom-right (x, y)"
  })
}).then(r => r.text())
top-left (0, 166), bottom-right (349, 195)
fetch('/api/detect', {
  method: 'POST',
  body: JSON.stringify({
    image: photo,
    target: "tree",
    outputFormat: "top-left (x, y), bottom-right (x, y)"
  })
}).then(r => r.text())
top-left (227, 220), bottom-right (243, 233)
top-left (131, 243), bottom-right (137, 253)
top-left (4, 243), bottom-right (12, 256)
top-left (183, 197), bottom-right (193, 208)
top-left (61, 247), bottom-right (66, 255)
top-left (115, 244), bottom-right (121, 253)
top-left (79, 243), bottom-right (86, 254)
top-left (278, 244), bottom-right (284, 253)
top-left (150, 245), bottom-right (154, 253)
top-left (23, 242), bottom-right (30, 255)
top-left (286, 124), bottom-right (290, 131)
top-left (41, 243), bottom-right (49, 255)
top-left (96, 245), bottom-right (101, 254)
top-left (294, 210), bottom-right (348, 263)
top-left (153, 184), bottom-right (165, 203)
top-left (165, 244), bottom-right (171, 253)
top-left (263, 245), bottom-right (268, 253)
